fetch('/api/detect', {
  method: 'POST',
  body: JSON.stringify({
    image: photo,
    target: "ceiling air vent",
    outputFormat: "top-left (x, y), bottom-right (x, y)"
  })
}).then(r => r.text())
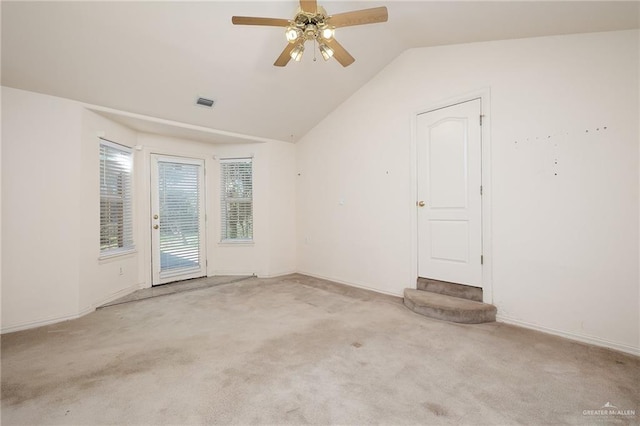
top-left (196, 97), bottom-right (214, 108)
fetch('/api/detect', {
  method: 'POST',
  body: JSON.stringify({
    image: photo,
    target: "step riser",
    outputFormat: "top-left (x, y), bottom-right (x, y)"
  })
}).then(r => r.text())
top-left (403, 297), bottom-right (496, 324)
top-left (403, 288), bottom-right (496, 324)
top-left (417, 278), bottom-right (483, 302)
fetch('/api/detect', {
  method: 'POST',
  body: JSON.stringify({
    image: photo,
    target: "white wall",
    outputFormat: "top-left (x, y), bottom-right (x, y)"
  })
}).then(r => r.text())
top-left (1, 89), bottom-right (144, 331)
top-left (79, 109), bottom-right (141, 313)
top-left (1, 87), bottom-right (297, 332)
top-left (2, 30), bottom-right (637, 355)
top-left (205, 139), bottom-right (297, 277)
top-left (0, 0), bottom-right (3, 334)
top-left (135, 134), bottom-right (296, 282)
top-left (2, 87), bottom-right (83, 329)
top-left (296, 30), bottom-right (639, 354)
top-left (264, 141), bottom-right (297, 276)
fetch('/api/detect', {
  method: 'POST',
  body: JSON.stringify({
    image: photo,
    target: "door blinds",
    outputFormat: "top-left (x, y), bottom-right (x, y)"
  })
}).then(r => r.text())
top-left (157, 161), bottom-right (201, 272)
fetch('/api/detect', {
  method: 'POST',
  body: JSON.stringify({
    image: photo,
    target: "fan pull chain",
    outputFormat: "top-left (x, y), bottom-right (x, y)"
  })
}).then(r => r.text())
top-left (313, 39), bottom-right (317, 62)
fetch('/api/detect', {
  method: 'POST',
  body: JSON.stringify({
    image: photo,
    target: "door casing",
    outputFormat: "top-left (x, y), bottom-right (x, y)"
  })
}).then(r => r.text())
top-left (410, 88), bottom-right (493, 303)
top-left (150, 154), bottom-right (207, 286)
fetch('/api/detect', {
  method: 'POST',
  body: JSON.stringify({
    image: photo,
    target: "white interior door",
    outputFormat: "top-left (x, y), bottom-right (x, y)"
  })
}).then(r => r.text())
top-left (151, 155), bottom-right (206, 286)
top-left (417, 99), bottom-right (482, 286)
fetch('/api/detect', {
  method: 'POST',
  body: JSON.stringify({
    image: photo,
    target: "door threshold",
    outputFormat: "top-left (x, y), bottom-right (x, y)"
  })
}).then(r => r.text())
top-left (98, 275), bottom-right (254, 308)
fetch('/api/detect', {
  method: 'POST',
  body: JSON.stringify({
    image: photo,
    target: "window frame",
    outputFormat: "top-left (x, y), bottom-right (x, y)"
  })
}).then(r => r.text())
top-left (220, 157), bottom-right (254, 243)
top-left (99, 138), bottom-right (135, 258)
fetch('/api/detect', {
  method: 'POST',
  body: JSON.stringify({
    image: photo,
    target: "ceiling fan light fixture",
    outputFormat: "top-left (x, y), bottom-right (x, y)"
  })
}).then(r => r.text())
top-left (285, 26), bottom-right (302, 43)
top-left (321, 27), bottom-right (334, 40)
top-left (319, 43), bottom-right (334, 61)
top-left (232, 2), bottom-right (388, 67)
top-left (304, 24), bottom-right (318, 40)
top-left (290, 43), bottom-right (305, 61)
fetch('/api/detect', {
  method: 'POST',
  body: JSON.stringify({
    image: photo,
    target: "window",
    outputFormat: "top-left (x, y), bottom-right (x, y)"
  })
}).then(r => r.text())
top-left (99, 139), bottom-right (134, 255)
top-left (220, 158), bottom-right (253, 241)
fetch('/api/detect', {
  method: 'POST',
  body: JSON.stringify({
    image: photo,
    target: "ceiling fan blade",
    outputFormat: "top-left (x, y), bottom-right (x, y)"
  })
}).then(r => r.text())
top-left (232, 16), bottom-right (290, 27)
top-left (299, 0), bottom-right (317, 14)
top-left (328, 6), bottom-right (388, 28)
top-left (325, 38), bottom-right (355, 67)
top-left (274, 43), bottom-right (296, 67)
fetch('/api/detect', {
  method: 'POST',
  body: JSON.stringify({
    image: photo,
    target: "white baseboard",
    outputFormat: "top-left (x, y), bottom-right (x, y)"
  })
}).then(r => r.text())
top-left (207, 271), bottom-right (296, 279)
top-left (210, 270), bottom-right (257, 277)
top-left (1, 311), bottom-right (84, 334)
top-left (91, 283), bottom-right (141, 309)
top-left (496, 314), bottom-right (640, 357)
top-left (295, 270), bottom-right (404, 298)
top-left (1, 283), bottom-right (141, 334)
top-left (258, 270), bottom-right (297, 278)
top-left (292, 274), bottom-right (638, 356)
top-left (7, 277), bottom-right (634, 358)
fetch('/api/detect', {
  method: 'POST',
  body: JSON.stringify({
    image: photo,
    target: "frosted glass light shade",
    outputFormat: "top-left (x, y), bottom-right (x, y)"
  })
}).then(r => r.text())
top-left (290, 44), bottom-right (304, 61)
top-left (321, 27), bottom-right (334, 40)
top-left (285, 27), bottom-right (301, 43)
top-left (319, 43), bottom-right (334, 61)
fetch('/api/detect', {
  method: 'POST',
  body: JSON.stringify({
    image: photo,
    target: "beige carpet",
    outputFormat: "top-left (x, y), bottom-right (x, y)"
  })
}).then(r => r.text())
top-left (2, 274), bottom-right (638, 425)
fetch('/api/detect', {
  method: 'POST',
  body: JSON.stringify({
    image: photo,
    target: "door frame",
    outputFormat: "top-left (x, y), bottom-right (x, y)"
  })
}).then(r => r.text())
top-left (410, 88), bottom-right (493, 303)
top-left (144, 150), bottom-right (209, 288)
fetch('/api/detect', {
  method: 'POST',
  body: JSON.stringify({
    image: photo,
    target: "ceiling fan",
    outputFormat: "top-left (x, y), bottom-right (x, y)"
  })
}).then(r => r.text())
top-left (232, 1), bottom-right (388, 67)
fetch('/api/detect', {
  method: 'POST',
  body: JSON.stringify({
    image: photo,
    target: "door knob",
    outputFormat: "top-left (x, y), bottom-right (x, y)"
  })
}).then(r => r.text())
top-left (153, 214), bottom-right (159, 219)
top-left (417, 201), bottom-right (426, 207)
top-left (153, 225), bottom-right (159, 229)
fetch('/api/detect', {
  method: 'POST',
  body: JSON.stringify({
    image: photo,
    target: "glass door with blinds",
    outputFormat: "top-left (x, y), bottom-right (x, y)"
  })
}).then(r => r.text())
top-left (150, 155), bottom-right (206, 286)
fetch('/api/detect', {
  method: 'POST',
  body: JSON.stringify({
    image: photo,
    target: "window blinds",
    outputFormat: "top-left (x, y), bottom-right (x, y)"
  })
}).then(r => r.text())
top-left (158, 161), bottom-right (201, 272)
top-left (220, 158), bottom-right (253, 241)
top-left (99, 140), bottom-right (134, 254)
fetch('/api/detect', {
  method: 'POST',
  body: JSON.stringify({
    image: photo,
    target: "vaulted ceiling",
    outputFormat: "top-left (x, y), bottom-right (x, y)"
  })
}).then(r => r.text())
top-left (2, 1), bottom-right (638, 143)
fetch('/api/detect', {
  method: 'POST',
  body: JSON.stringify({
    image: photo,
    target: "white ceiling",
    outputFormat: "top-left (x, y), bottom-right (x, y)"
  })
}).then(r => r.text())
top-left (2, 1), bottom-right (638, 143)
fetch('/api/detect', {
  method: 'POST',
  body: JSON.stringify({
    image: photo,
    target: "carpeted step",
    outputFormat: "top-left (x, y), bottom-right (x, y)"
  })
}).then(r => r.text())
top-left (403, 289), bottom-right (496, 324)
top-left (417, 277), bottom-right (483, 302)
